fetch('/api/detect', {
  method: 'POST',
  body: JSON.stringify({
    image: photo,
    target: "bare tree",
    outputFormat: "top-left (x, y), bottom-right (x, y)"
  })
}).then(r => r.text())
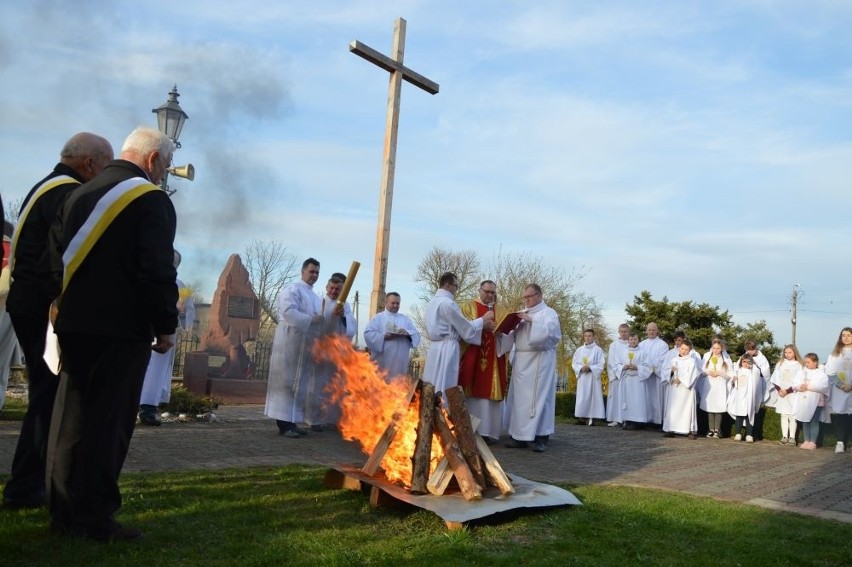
top-left (414, 246), bottom-right (482, 303)
top-left (489, 250), bottom-right (606, 375)
top-left (243, 239), bottom-right (298, 327)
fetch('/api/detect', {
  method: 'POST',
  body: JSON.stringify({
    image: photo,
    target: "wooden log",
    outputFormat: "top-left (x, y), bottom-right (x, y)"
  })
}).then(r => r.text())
top-left (432, 408), bottom-right (481, 501)
top-left (427, 415), bottom-right (482, 496)
top-left (475, 435), bottom-right (515, 495)
top-left (445, 386), bottom-right (486, 489)
top-left (426, 456), bottom-right (452, 496)
top-left (323, 469), bottom-right (363, 491)
top-left (361, 377), bottom-right (419, 476)
top-left (409, 381), bottom-right (435, 494)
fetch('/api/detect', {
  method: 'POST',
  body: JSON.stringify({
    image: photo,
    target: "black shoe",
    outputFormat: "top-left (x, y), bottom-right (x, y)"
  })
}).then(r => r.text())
top-left (663, 431), bottom-right (675, 438)
top-left (532, 442), bottom-right (546, 452)
top-left (310, 424), bottom-right (325, 432)
top-left (3, 493), bottom-right (46, 510)
top-left (138, 413), bottom-right (161, 426)
top-left (483, 437), bottom-right (498, 446)
top-left (504, 439), bottom-right (529, 449)
top-left (282, 429), bottom-right (302, 439)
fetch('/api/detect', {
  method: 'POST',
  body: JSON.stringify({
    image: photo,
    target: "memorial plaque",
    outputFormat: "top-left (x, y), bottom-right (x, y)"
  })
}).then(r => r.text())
top-left (227, 295), bottom-right (256, 319)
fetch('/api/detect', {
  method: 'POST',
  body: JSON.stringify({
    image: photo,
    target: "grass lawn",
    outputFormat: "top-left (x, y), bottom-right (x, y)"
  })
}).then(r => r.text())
top-left (1, 465), bottom-right (849, 566)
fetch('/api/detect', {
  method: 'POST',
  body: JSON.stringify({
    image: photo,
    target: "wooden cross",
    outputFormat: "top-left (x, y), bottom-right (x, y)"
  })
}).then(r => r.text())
top-left (350, 17), bottom-right (439, 317)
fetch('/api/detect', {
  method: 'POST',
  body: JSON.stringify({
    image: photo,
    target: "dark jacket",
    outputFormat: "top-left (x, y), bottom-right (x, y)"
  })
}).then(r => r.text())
top-left (7, 163), bottom-right (85, 318)
top-left (50, 160), bottom-right (178, 341)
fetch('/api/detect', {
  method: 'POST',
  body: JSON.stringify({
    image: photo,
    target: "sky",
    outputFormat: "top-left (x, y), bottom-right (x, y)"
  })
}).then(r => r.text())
top-left (1, 0), bottom-right (851, 357)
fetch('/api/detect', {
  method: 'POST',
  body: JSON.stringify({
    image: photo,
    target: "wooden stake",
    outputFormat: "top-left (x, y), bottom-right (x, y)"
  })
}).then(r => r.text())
top-left (445, 386), bottom-right (487, 489)
top-left (432, 409), bottom-right (481, 501)
top-left (410, 381), bottom-right (435, 494)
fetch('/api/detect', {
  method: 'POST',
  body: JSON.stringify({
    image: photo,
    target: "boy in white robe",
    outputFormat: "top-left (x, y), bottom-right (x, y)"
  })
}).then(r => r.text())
top-left (618, 333), bottom-right (651, 429)
top-left (572, 329), bottom-right (605, 425)
top-left (727, 354), bottom-right (763, 442)
top-left (639, 323), bottom-right (669, 425)
top-left (606, 324), bottom-right (629, 426)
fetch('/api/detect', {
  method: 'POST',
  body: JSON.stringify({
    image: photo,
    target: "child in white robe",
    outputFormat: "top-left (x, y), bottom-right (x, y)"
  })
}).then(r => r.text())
top-left (572, 329), bottom-right (606, 425)
top-left (727, 354), bottom-right (762, 442)
top-left (662, 339), bottom-right (699, 438)
top-left (618, 333), bottom-right (650, 429)
top-left (790, 353), bottom-right (831, 450)
top-left (770, 344), bottom-right (803, 446)
top-left (698, 340), bottom-right (733, 438)
top-left (824, 327), bottom-right (852, 454)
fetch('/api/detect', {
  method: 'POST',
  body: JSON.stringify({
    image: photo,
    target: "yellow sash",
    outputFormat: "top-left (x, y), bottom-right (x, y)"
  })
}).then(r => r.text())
top-left (61, 178), bottom-right (160, 292)
top-left (9, 175), bottom-right (79, 272)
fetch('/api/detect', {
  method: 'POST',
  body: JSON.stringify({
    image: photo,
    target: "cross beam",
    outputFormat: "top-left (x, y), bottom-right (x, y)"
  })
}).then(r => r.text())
top-left (350, 17), bottom-right (439, 317)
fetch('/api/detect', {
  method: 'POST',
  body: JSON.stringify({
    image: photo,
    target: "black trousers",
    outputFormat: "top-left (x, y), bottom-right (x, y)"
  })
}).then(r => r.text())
top-left (3, 312), bottom-right (57, 502)
top-left (46, 333), bottom-right (151, 531)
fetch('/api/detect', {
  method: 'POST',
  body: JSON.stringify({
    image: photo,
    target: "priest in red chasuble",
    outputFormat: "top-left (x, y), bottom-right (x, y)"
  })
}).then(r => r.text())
top-left (459, 280), bottom-right (508, 444)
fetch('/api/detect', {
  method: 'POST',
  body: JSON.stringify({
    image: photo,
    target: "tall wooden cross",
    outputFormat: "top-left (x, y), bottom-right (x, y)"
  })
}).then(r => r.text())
top-left (350, 17), bottom-right (439, 317)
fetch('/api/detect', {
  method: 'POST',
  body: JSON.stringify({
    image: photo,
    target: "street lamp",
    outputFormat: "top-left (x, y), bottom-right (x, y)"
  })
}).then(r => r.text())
top-left (152, 85), bottom-right (192, 194)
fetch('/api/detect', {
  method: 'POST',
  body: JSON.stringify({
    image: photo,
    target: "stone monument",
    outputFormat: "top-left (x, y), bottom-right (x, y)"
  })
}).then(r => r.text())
top-left (184, 254), bottom-right (267, 402)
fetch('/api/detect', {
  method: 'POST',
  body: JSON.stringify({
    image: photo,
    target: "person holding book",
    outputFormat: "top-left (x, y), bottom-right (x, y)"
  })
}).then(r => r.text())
top-left (458, 280), bottom-right (509, 444)
top-left (727, 354), bottom-right (763, 442)
top-left (500, 284), bottom-right (561, 452)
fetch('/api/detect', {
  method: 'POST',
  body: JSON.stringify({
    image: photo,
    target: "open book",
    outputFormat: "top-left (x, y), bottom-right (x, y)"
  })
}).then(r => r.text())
top-left (494, 311), bottom-right (523, 335)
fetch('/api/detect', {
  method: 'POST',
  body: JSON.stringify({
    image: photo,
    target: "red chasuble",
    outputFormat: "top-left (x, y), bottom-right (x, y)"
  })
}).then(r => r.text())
top-left (458, 300), bottom-right (508, 400)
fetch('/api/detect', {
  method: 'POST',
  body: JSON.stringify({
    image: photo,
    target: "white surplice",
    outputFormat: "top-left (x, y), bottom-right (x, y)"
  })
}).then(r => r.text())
top-left (697, 351), bottom-right (734, 413)
top-left (139, 277), bottom-right (194, 407)
top-left (617, 346), bottom-right (651, 422)
top-left (639, 336), bottom-right (669, 424)
top-left (264, 280), bottom-right (322, 423)
top-left (364, 310), bottom-right (420, 381)
top-left (769, 359), bottom-right (802, 415)
top-left (727, 365), bottom-right (763, 423)
top-left (662, 354), bottom-right (699, 434)
top-left (422, 289), bottom-right (483, 396)
top-left (304, 296), bottom-right (356, 426)
top-left (500, 301), bottom-right (561, 441)
top-left (606, 338), bottom-right (628, 423)
top-left (825, 348), bottom-right (852, 415)
top-left (572, 342), bottom-right (605, 420)
top-left (791, 366), bottom-right (832, 423)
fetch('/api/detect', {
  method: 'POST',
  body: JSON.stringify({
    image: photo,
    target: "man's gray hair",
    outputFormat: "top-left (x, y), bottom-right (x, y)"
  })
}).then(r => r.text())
top-left (121, 127), bottom-right (174, 158)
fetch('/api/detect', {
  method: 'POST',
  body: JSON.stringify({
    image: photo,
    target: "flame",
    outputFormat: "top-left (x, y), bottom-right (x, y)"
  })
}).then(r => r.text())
top-left (313, 335), bottom-right (442, 486)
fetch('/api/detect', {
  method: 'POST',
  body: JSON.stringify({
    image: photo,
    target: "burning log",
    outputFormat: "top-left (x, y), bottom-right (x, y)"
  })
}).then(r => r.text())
top-left (427, 414), bottom-right (480, 496)
top-left (445, 386), bottom-right (486, 489)
top-left (361, 377), bottom-right (419, 476)
top-left (432, 408), bottom-right (482, 501)
top-left (410, 381), bottom-right (435, 494)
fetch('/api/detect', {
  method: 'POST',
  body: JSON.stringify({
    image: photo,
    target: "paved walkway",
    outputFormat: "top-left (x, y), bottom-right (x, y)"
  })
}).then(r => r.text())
top-left (1, 405), bottom-right (850, 523)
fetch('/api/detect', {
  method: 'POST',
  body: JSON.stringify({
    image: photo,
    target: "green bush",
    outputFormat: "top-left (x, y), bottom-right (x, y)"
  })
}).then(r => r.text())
top-left (162, 384), bottom-right (219, 415)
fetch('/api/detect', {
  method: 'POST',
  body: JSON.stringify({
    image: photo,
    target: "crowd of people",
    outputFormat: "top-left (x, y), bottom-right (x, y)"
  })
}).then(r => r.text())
top-left (573, 324), bottom-right (852, 453)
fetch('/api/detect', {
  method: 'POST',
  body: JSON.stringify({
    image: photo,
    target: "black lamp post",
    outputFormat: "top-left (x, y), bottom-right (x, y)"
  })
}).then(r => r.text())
top-left (152, 85), bottom-right (190, 194)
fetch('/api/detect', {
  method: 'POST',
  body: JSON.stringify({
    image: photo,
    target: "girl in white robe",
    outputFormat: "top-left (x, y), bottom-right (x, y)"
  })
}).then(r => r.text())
top-left (790, 353), bottom-right (831, 450)
top-left (727, 354), bottom-right (762, 442)
top-left (824, 327), bottom-right (852, 453)
top-left (662, 340), bottom-right (700, 438)
top-left (697, 340), bottom-right (733, 438)
top-left (769, 344), bottom-right (803, 445)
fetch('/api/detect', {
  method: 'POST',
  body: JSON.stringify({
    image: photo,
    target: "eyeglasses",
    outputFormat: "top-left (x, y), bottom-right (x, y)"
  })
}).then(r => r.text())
top-left (522, 292), bottom-right (540, 300)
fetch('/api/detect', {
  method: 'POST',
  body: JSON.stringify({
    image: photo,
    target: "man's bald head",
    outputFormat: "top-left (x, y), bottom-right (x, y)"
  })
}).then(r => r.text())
top-left (60, 132), bottom-right (114, 182)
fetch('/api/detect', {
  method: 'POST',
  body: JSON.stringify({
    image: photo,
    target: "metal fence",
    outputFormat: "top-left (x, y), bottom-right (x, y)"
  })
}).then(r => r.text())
top-left (173, 336), bottom-right (424, 383)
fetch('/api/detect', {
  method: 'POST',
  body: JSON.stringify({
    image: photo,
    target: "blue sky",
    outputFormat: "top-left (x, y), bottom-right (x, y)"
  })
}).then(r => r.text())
top-left (2, 1), bottom-right (851, 357)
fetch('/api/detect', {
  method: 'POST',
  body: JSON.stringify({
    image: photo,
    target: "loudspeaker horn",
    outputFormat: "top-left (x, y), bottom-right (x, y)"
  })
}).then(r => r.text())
top-left (167, 164), bottom-right (195, 181)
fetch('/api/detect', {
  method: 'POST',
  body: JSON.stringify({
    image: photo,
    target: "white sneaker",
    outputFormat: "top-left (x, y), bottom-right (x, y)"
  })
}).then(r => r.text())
top-left (734, 434), bottom-right (742, 441)
top-left (607, 421), bottom-right (618, 427)
top-left (745, 435), bottom-right (754, 443)
top-left (836, 441), bottom-right (845, 454)
top-left (588, 418), bottom-right (593, 426)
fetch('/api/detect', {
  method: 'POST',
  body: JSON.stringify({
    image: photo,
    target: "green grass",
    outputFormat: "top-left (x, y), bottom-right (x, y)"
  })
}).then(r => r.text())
top-left (0, 397), bottom-right (27, 421)
top-left (1, 465), bottom-right (848, 566)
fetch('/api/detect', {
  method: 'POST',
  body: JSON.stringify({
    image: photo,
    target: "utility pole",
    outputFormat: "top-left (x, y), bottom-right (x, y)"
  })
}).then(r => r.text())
top-left (791, 283), bottom-right (800, 345)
